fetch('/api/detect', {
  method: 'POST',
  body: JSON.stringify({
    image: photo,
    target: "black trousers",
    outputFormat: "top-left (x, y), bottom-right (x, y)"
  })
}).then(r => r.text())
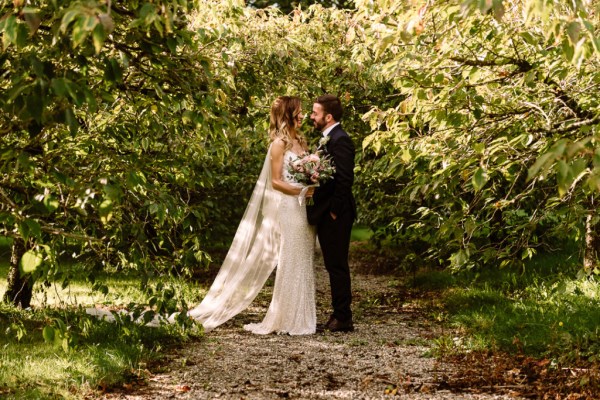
top-left (317, 211), bottom-right (353, 322)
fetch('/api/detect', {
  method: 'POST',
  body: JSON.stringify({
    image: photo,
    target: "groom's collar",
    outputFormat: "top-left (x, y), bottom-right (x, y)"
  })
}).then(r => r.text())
top-left (322, 122), bottom-right (340, 137)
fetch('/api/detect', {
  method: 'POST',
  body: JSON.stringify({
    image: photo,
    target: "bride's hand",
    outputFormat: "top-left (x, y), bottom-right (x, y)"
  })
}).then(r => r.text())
top-left (305, 187), bottom-right (315, 198)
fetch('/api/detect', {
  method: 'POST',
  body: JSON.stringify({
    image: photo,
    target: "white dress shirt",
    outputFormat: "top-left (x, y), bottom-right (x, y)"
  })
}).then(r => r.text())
top-left (322, 122), bottom-right (340, 137)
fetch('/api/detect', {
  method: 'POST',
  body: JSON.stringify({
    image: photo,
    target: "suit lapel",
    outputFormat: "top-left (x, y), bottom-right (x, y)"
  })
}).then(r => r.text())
top-left (324, 124), bottom-right (342, 154)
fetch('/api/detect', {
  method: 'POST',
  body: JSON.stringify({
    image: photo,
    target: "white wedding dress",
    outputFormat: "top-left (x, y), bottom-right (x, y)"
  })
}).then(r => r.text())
top-left (244, 150), bottom-right (317, 335)
top-left (182, 147), bottom-right (316, 335)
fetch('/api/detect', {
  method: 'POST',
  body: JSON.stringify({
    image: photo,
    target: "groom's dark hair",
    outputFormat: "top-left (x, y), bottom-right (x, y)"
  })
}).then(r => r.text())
top-left (315, 94), bottom-right (343, 122)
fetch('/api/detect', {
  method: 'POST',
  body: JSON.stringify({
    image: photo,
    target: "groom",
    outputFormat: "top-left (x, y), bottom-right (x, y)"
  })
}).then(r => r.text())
top-left (308, 94), bottom-right (357, 333)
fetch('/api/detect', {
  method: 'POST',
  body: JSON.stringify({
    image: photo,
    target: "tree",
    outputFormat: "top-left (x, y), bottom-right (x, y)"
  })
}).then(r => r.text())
top-left (0, 0), bottom-right (239, 308)
top-left (350, 0), bottom-right (600, 272)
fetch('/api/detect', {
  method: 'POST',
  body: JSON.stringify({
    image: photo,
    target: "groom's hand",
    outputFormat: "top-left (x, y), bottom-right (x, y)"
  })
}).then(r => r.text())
top-left (330, 212), bottom-right (337, 220)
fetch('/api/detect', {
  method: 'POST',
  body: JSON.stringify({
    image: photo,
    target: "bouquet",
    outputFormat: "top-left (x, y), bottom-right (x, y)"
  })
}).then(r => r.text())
top-left (287, 151), bottom-right (335, 186)
top-left (287, 150), bottom-right (335, 206)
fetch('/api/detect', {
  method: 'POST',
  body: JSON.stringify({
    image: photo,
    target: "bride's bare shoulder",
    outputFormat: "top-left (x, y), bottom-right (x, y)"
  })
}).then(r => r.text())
top-left (270, 139), bottom-right (286, 155)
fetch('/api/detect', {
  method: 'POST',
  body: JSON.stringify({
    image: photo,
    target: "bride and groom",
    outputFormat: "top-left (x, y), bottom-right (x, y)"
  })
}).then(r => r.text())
top-left (186, 94), bottom-right (356, 335)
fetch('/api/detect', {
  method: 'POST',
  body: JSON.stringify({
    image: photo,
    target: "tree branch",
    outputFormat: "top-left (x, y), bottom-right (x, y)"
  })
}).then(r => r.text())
top-left (450, 56), bottom-right (532, 72)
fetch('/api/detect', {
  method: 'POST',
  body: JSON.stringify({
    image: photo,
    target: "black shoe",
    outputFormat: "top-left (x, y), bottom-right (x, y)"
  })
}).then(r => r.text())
top-left (316, 316), bottom-right (335, 333)
top-left (325, 317), bottom-right (354, 333)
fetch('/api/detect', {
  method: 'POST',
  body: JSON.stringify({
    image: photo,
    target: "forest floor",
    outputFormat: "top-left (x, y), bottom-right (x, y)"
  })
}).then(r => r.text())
top-left (99, 245), bottom-right (595, 400)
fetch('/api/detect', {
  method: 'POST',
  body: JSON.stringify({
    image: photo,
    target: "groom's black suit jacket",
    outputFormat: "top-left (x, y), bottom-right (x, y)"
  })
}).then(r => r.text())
top-left (307, 124), bottom-right (357, 226)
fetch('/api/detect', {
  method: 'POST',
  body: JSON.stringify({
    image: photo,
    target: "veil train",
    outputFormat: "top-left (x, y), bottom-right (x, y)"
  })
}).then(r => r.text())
top-left (179, 146), bottom-right (281, 331)
top-left (87, 147), bottom-right (280, 330)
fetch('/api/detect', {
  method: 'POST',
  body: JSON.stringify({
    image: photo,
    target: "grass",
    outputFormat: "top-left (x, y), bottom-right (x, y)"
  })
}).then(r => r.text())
top-left (411, 247), bottom-right (600, 363)
top-left (0, 240), bottom-right (205, 399)
top-left (0, 303), bottom-right (189, 399)
top-left (350, 225), bottom-right (373, 242)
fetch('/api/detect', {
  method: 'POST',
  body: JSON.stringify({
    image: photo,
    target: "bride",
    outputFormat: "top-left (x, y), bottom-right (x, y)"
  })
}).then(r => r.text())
top-left (185, 96), bottom-right (317, 335)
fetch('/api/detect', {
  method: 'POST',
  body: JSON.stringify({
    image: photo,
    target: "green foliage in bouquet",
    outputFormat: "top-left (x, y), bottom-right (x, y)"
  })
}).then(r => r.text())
top-left (287, 152), bottom-right (336, 186)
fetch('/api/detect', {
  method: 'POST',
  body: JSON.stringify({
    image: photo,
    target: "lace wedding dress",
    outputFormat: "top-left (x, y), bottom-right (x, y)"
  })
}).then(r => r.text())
top-left (244, 150), bottom-right (317, 335)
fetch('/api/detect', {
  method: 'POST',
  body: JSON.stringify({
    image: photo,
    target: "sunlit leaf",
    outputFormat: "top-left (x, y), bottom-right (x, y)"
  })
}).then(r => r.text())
top-left (20, 250), bottom-right (44, 274)
top-left (60, 9), bottom-right (80, 33)
top-left (566, 21), bottom-right (581, 44)
top-left (346, 26), bottom-right (356, 44)
top-left (43, 196), bottom-right (60, 213)
top-left (92, 24), bottom-right (106, 54)
top-left (99, 199), bottom-right (113, 224)
top-left (42, 325), bottom-right (55, 343)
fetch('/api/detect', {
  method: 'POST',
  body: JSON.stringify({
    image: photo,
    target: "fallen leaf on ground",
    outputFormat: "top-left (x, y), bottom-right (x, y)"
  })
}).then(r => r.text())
top-left (176, 385), bottom-right (191, 392)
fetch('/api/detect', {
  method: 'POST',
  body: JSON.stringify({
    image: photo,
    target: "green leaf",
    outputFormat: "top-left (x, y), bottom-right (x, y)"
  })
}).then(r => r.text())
top-left (82, 15), bottom-right (97, 32)
top-left (65, 107), bottom-right (78, 136)
top-left (587, 174), bottom-right (600, 192)
top-left (65, 80), bottom-right (84, 106)
top-left (2, 15), bottom-right (17, 50)
top-left (104, 58), bottom-right (123, 84)
top-left (571, 158), bottom-right (588, 179)
top-left (139, 3), bottom-right (156, 20)
top-left (99, 199), bottom-right (113, 224)
top-left (103, 184), bottom-right (121, 200)
top-left (167, 37), bottom-right (178, 53)
top-left (528, 151), bottom-right (557, 180)
top-left (92, 23), bottom-right (105, 54)
top-left (520, 31), bottom-right (537, 45)
top-left (20, 250), bottom-right (44, 274)
top-left (472, 167), bottom-right (487, 192)
top-left (72, 18), bottom-right (89, 48)
top-left (521, 247), bottom-right (536, 260)
top-left (557, 159), bottom-right (571, 197)
top-left (43, 196), bottom-right (60, 213)
top-left (566, 21), bottom-right (581, 44)
top-left (15, 23), bottom-right (28, 48)
top-left (42, 325), bottom-right (55, 343)
top-left (60, 9), bottom-right (81, 33)
top-left (148, 203), bottom-right (159, 215)
top-left (127, 171), bottom-right (147, 187)
top-left (562, 38), bottom-right (574, 61)
top-left (27, 86), bottom-right (43, 122)
top-left (18, 219), bottom-right (41, 241)
top-left (450, 249), bottom-right (469, 268)
top-left (82, 86), bottom-right (97, 113)
top-left (51, 78), bottom-right (69, 97)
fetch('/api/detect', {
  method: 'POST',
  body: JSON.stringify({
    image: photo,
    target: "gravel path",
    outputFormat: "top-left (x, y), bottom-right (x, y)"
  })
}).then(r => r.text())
top-left (103, 249), bottom-right (521, 400)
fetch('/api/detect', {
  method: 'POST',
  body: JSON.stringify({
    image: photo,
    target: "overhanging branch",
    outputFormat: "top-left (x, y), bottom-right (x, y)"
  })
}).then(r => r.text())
top-left (450, 56), bottom-right (532, 72)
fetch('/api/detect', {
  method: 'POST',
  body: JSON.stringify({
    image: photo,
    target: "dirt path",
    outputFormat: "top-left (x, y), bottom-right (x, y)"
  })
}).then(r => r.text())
top-left (102, 250), bottom-right (520, 400)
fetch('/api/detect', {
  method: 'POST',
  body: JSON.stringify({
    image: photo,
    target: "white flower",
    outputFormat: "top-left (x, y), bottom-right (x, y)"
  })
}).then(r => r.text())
top-left (319, 136), bottom-right (330, 147)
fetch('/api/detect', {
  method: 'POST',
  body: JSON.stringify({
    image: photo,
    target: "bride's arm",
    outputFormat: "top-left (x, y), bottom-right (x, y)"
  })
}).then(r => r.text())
top-left (270, 140), bottom-right (314, 197)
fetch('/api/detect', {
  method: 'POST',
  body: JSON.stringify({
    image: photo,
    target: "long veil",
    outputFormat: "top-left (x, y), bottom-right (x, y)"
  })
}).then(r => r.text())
top-left (185, 146), bottom-right (281, 331)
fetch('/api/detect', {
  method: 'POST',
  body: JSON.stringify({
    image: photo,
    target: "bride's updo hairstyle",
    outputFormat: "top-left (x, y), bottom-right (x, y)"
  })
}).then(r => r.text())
top-left (269, 96), bottom-right (307, 151)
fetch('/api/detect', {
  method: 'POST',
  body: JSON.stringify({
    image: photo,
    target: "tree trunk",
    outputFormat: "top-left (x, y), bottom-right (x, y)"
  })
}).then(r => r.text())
top-left (584, 198), bottom-right (600, 273)
top-left (2, 238), bottom-right (33, 308)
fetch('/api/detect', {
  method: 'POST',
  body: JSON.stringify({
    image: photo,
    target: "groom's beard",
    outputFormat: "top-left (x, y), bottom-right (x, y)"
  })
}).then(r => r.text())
top-left (311, 118), bottom-right (326, 132)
